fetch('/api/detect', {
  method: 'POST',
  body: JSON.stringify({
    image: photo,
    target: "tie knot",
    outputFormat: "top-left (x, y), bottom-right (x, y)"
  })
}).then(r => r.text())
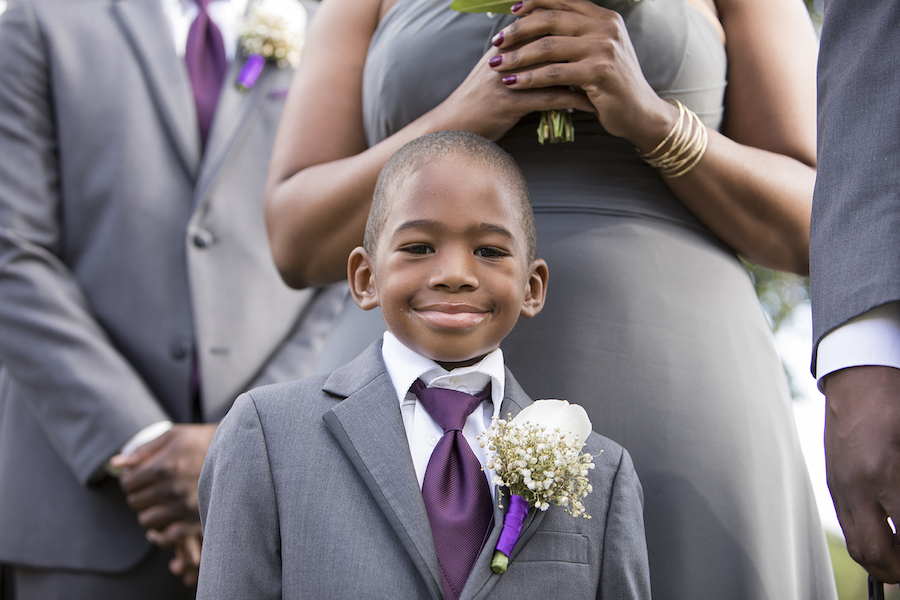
top-left (409, 378), bottom-right (491, 433)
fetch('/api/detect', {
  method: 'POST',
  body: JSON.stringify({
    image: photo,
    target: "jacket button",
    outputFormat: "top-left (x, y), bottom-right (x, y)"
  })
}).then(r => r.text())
top-left (193, 230), bottom-right (214, 248)
top-left (170, 341), bottom-right (190, 360)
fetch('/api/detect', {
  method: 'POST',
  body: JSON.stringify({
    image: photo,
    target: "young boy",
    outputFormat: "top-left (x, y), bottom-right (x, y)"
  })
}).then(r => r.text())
top-left (196, 132), bottom-right (650, 600)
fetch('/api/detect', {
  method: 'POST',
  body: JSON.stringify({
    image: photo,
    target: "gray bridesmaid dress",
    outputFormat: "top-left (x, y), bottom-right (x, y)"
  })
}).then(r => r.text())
top-left (316, 0), bottom-right (838, 597)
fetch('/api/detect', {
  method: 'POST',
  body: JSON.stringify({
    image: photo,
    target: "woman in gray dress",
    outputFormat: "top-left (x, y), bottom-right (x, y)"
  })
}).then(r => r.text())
top-left (264, 0), bottom-right (836, 597)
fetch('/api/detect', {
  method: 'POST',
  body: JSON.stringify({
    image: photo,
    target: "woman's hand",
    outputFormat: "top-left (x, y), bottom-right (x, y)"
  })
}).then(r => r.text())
top-left (488, 0), bottom-right (676, 148)
top-left (429, 43), bottom-right (596, 142)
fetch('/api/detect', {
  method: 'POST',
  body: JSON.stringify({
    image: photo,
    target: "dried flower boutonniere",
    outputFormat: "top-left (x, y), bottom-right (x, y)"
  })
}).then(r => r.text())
top-left (236, 0), bottom-right (308, 91)
top-left (479, 399), bottom-right (597, 573)
top-left (450, 0), bottom-right (642, 143)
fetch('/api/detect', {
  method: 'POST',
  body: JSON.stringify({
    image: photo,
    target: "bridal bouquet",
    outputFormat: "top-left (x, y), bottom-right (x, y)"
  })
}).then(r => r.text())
top-left (479, 400), bottom-right (597, 573)
top-left (451, 0), bottom-right (641, 143)
top-left (236, 0), bottom-right (308, 91)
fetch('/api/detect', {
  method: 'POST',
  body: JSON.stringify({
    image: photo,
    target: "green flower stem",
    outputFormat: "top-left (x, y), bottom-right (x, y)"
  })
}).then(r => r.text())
top-left (537, 110), bottom-right (575, 144)
top-left (491, 550), bottom-right (510, 574)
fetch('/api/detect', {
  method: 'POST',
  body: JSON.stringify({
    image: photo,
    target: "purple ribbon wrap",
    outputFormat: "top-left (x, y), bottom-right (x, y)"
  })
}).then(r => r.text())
top-left (236, 54), bottom-right (265, 91)
top-left (496, 494), bottom-right (529, 556)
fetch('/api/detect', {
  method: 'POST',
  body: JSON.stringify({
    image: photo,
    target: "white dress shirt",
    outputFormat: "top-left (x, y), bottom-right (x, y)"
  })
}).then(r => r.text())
top-left (816, 301), bottom-right (900, 390)
top-left (381, 332), bottom-right (504, 494)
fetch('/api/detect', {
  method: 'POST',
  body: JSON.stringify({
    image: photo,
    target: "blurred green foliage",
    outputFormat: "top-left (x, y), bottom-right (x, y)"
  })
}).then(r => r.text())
top-left (743, 259), bottom-right (809, 333)
top-left (805, 0), bottom-right (824, 30)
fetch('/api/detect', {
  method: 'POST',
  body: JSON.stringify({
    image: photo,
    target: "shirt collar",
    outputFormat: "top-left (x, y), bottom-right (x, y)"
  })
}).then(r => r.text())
top-left (381, 331), bottom-right (506, 410)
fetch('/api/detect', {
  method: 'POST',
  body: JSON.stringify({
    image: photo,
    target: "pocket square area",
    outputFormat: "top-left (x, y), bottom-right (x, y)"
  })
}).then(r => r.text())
top-left (513, 530), bottom-right (590, 564)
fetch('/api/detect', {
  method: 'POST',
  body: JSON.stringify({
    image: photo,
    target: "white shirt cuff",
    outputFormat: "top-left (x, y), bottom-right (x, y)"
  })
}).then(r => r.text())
top-left (816, 302), bottom-right (900, 391)
top-left (104, 420), bottom-right (173, 478)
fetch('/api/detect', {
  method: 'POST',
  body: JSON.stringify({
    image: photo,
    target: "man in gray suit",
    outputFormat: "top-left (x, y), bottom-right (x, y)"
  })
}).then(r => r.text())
top-left (811, 0), bottom-right (900, 584)
top-left (0, 0), bottom-right (343, 597)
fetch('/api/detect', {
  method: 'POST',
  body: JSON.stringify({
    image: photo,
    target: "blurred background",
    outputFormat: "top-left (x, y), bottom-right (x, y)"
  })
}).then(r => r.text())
top-left (752, 254), bottom-right (899, 599)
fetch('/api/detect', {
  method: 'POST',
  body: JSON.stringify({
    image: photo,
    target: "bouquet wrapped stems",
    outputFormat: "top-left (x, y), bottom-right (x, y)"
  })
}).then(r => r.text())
top-left (537, 109), bottom-right (575, 144)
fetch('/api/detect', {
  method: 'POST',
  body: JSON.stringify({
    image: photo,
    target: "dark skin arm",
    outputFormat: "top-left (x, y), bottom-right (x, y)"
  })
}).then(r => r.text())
top-left (824, 366), bottom-right (900, 583)
top-left (491, 0), bottom-right (817, 274)
top-left (264, 0), bottom-right (594, 289)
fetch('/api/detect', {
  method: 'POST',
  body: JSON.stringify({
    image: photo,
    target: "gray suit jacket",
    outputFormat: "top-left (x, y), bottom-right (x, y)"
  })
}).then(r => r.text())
top-left (0, 0), bottom-right (340, 573)
top-left (810, 0), bottom-right (900, 372)
top-left (197, 342), bottom-right (651, 599)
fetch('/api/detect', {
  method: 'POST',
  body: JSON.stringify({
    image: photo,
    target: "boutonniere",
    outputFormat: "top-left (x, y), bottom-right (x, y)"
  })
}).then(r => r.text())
top-left (450, 0), bottom-right (641, 143)
top-left (480, 399), bottom-right (597, 574)
top-left (236, 0), bottom-right (308, 91)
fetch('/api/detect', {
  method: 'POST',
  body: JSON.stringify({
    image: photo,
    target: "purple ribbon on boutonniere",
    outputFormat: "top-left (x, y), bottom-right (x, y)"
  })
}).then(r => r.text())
top-left (235, 0), bottom-right (307, 92)
top-left (491, 494), bottom-right (529, 573)
top-left (236, 54), bottom-right (266, 91)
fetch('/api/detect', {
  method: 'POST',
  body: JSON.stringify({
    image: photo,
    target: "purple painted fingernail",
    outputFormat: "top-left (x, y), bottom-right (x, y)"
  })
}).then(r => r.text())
top-left (492, 31), bottom-right (504, 46)
top-left (503, 74), bottom-right (518, 86)
top-left (489, 55), bottom-right (503, 68)
top-left (511, 1), bottom-right (523, 11)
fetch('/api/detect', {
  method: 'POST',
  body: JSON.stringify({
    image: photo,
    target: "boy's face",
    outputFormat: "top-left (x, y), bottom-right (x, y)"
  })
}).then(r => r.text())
top-left (349, 155), bottom-right (548, 369)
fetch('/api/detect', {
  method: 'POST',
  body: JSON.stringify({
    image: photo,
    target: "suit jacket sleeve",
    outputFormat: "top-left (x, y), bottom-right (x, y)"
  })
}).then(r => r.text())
top-left (810, 0), bottom-right (900, 370)
top-left (0, 1), bottom-right (169, 484)
top-left (197, 392), bottom-right (282, 600)
top-left (597, 446), bottom-right (651, 600)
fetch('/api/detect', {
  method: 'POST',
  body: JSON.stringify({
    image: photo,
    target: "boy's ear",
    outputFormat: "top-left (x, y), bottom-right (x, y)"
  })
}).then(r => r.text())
top-left (348, 246), bottom-right (380, 311)
top-left (520, 258), bottom-right (549, 319)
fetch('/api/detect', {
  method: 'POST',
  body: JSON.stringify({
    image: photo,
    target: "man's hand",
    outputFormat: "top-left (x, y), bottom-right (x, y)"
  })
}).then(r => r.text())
top-left (824, 365), bottom-right (900, 582)
top-left (110, 423), bottom-right (218, 547)
top-left (170, 530), bottom-right (202, 586)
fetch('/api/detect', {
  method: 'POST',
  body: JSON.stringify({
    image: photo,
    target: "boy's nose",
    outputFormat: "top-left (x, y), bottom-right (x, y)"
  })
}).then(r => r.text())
top-left (429, 248), bottom-right (479, 291)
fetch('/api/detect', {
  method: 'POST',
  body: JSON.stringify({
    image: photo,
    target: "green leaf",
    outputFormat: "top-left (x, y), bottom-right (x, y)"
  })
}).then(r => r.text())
top-left (450, 0), bottom-right (516, 13)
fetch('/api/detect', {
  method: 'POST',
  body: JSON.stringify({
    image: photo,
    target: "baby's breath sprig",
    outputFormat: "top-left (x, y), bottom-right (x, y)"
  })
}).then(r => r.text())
top-left (481, 414), bottom-right (596, 518)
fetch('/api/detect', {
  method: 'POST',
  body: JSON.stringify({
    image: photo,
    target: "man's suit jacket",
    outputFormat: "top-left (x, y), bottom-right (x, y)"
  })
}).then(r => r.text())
top-left (810, 0), bottom-right (900, 370)
top-left (0, 0), bottom-right (336, 574)
top-left (197, 342), bottom-right (651, 599)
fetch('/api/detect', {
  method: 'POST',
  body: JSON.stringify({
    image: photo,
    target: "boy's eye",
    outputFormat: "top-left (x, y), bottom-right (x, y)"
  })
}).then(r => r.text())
top-left (475, 247), bottom-right (508, 259)
top-left (401, 244), bottom-right (434, 255)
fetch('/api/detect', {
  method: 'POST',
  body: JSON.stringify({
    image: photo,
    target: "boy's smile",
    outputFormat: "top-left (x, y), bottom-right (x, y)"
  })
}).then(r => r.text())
top-left (349, 155), bottom-right (548, 369)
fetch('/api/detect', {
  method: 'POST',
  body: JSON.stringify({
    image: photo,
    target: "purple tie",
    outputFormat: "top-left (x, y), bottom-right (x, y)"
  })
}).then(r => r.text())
top-left (411, 379), bottom-right (494, 600)
top-left (185, 0), bottom-right (227, 148)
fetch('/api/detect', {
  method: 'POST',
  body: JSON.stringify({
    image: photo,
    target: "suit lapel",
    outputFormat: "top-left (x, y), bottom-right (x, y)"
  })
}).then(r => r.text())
top-left (193, 53), bottom-right (279, 207)
top-left (322, 344), bottom-right (443, 600)
top-left (461, 370), bottom-right (546, 600)
top-left (113, 0), bottom-right (201, 180)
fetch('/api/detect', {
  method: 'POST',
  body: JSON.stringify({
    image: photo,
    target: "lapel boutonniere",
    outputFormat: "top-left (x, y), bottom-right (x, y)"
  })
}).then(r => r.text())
top-left (450, 0), bottom-right (641, 143)
top-left (479, 399), bottom-right (597, 574)
top-left (236, 0), bottom-right (308, 91)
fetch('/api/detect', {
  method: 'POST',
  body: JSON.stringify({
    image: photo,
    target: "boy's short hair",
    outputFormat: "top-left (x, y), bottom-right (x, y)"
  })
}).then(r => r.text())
top-left (365, 131), bottom-right (537, 262)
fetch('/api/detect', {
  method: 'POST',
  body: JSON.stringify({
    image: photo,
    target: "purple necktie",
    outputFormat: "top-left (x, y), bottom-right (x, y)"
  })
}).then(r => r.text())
top-left (410, 379), bottom-right (494, 600)
top-left (185, 0), bottom-right (227, 148)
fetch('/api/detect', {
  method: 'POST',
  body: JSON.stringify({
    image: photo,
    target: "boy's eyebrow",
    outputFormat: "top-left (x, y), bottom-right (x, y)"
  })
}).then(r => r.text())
top-left (394, 219), bottom-right (516, 240)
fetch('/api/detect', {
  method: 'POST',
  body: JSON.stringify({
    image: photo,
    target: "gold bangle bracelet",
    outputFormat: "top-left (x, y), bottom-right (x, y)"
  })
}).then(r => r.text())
top-left (636, 99), bottom-right (685, 159)
top-left (637, 99), bottom-right (708, 178)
